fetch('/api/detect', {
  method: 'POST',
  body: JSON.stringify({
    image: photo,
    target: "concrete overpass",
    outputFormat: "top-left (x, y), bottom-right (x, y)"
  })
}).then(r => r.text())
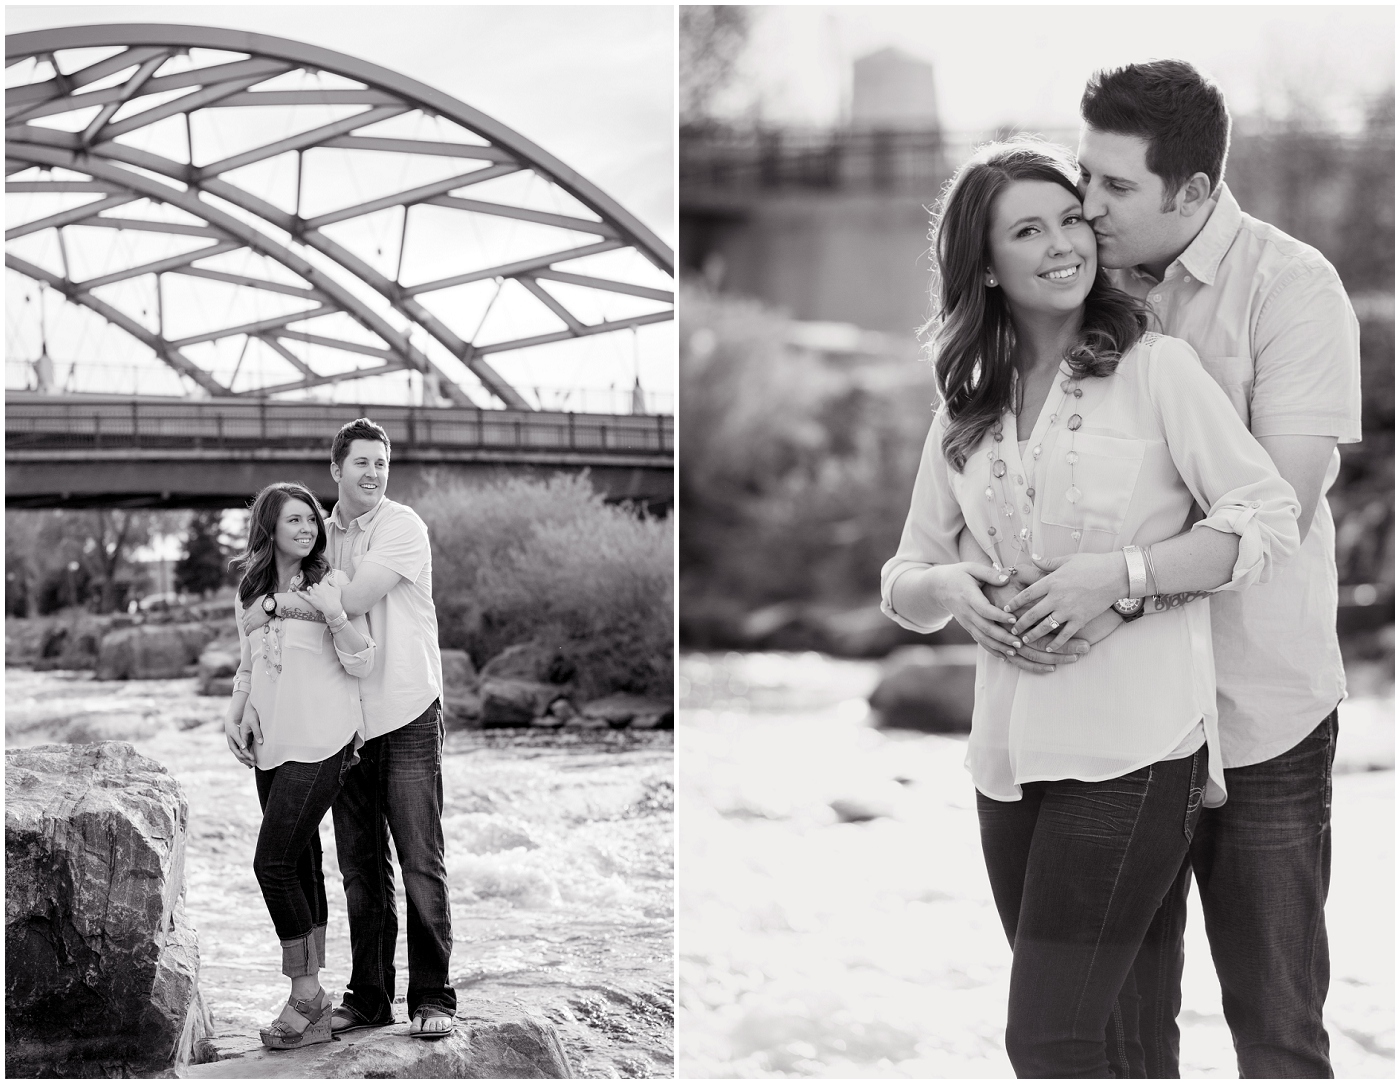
top-left (6, 393), bottom-right (673, 511)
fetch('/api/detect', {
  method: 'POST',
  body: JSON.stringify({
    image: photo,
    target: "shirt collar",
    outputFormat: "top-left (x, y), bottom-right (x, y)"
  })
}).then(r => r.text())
top-left (1174, 183), bottom-right (1241, 286)
top-left (330, 495), bottom-right (388, 532)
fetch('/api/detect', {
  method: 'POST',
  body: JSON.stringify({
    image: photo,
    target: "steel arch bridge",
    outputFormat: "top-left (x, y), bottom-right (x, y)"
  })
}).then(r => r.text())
top-left (5, 23), bottom-right (674, 411)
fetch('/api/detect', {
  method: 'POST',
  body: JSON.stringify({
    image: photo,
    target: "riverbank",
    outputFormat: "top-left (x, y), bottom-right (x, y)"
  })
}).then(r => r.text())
top-left (679, 652), bottom-right (1394, 1078)
top-left (6, 669), bottom-right (674, 1078)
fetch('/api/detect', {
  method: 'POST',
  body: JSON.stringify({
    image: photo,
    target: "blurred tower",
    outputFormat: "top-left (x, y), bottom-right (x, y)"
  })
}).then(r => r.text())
top-left (851, 48), bottom-right (940, 132)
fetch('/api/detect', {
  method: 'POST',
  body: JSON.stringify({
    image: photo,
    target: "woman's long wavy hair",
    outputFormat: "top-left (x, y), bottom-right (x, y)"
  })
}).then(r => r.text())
top-left (926, 137), bottom-right (1148, 471)
top-left (231, 482), bottom-right (330, 606)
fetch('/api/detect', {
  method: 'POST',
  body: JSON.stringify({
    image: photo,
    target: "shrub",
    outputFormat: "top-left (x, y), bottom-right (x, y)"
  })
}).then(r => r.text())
top-left (416, 474), bottom-right (672, 701)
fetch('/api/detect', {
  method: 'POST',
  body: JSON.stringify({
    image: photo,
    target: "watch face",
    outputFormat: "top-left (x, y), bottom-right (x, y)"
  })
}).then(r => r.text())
top-left (1113, 597), bottom-right (1144, 617)
top-left (264, 596), bottom-right (278, 614)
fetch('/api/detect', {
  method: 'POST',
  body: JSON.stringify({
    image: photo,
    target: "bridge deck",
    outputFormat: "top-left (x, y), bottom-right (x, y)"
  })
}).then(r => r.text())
top-left (6, 394), bottom-right (672, 456)
top-left (6, 394), bottom-right (673, 509)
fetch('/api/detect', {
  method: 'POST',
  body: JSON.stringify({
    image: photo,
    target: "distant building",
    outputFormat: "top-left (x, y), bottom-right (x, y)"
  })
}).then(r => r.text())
top-left (680, 49), bottom-right (948, 335)
top-left (851, 48), bottom-right (940, 133)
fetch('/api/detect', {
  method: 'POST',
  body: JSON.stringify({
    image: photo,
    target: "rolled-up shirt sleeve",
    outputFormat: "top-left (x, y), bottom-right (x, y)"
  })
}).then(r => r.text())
top-left (1147, 336), bottom-right (1301, 590)
top-left (333, 619), bottom-right (377, 677)
top-left (326, 570), bottom-right (376, 676)
top-left (880, 410), bottom-right (968, 633)
top-left (233, 597), bottom-right (254, 695)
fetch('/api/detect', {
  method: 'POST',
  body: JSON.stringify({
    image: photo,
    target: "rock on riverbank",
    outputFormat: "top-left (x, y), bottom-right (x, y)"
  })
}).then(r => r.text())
top-left (184, 1001), bottom-right (574, 1078)
top-left (5, 742), bottom-right (214, 1077)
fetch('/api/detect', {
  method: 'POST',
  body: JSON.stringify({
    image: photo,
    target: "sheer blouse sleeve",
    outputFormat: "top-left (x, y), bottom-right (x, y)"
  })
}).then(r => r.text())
top-left (233, 595), bottom-right (254, 695)
top-left (880, 409), bottom-right (968, 633)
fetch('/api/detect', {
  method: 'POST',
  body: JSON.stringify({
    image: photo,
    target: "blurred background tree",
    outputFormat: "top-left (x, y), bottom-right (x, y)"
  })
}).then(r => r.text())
top-left (174, 511), bottom-right (234, 597)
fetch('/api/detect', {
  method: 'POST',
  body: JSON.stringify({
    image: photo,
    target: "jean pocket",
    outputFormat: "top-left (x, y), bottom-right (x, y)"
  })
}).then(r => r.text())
top-left (1183, 748), bottom-right (1205, 843)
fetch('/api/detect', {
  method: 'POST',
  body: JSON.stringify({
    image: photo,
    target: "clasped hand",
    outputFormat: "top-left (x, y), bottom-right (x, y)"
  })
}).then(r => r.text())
top-left (1005, 551), bottom-right (1126, 652)
top-left (297, 579), bottom-right (342, 618)
top-left (223, 700), bottom-right (263, 769)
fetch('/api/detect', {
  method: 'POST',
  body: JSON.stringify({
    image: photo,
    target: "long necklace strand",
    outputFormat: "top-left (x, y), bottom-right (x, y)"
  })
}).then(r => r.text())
top-left (986, 366), bottom-right (1088, 573)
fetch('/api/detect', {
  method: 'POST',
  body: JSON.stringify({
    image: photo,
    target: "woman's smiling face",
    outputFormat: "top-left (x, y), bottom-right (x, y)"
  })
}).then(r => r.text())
top-left (273, 498), bottom-right (319, 563)
top-left (986, 179), bottom-right (1097, 317)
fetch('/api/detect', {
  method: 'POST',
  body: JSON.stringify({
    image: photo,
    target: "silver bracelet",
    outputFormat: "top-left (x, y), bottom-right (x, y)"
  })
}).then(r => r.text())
top-left (1122, 544), bottom-right (1148, 599)
top-left (1143, 544), bottom-right (1161, 598)
top-left (326, 611), bottom-right (349, 634)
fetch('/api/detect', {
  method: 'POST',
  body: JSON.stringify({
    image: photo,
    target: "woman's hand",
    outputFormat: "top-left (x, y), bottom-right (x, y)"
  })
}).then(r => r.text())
top-left (1007, 551), bottom-right (1129, 651)
top-left (241, 598), bottom-right (273, 637)
top-left (298, 579), bottom-right (343, 619)
top-left (224, 701), bottom-right (262, 768)
top-left (982, 565), bottom-right (1092, 674)
top-left (911, 562), bottom-right (1025, 658)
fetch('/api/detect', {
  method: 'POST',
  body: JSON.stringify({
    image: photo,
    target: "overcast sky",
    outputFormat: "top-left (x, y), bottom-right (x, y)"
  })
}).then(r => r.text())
top-left (8, 5), bottom-right (675, 242)
top-left (716, 5), bottom-right (1395, 134)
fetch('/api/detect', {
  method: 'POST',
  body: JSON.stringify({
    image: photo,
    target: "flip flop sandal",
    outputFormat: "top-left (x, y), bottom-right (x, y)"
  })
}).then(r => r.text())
top-left (410, 1006), bottom-right (456, 1041)
top-left (331, 1003), bottom-right (395, 1035)
top-left (261, 989), bottom-right (333, 1049)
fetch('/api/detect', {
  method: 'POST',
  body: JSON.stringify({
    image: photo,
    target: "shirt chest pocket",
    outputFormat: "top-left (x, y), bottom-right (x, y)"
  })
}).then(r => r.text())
top-left (1040, 431), bottom-right (1147, 536)
top-left (283, 620), bottom-right (326, 655)
top-left (1199, 355), bottom-right (1254, 425)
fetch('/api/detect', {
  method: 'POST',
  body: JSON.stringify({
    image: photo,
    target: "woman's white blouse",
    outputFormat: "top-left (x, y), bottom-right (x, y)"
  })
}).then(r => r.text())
top-left (881, 334), bottom-right (1301, 807)
top-left (232, 568), bottom-right (375, 770)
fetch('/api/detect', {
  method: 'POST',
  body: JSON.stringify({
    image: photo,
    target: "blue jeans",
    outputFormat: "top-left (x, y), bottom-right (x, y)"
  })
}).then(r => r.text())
top-left (978, 749), bottom-right (1207, 1078)
top-left (332, 699), bottom-right (455, 1020)
top-left (1113, 711), bottom-right (1337, 1078)
top-left (253, 741), bottom-right (356, 977)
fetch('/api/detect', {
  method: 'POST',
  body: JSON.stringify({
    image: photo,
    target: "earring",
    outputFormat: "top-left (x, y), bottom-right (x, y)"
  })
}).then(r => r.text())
top-left (986, 275), bottom-right (997, 287)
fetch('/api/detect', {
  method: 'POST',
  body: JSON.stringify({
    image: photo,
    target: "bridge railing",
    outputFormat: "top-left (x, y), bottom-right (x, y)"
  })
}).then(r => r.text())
top-left (5, 396), bottom-right (674, 457)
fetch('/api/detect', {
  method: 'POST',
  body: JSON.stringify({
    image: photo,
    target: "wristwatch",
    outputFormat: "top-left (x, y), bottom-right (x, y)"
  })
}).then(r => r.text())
top-left (1112, 597), bottom-right (1147, 622)
top-left (262, 594), bottom-right (278, 617)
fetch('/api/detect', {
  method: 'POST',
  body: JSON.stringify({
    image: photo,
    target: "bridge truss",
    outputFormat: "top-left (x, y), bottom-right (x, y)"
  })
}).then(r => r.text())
top-left (5, 24), bottom-right (674, 410)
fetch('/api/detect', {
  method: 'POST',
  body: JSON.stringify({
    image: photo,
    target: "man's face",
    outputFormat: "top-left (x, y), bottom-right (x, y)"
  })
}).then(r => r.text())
top-left (331, 439), bottom-right (389, 510)
top-left (1076, 127), bottom-right (1182, 272)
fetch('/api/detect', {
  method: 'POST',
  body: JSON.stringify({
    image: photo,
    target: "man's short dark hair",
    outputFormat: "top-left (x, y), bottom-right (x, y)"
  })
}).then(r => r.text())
top-left (1081, 60), bottom-right (1231, 206)
top-left (332, 417), bottom-right (391, 467)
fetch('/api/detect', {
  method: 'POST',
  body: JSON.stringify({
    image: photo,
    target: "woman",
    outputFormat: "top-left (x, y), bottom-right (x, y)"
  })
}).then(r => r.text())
top-left (223, 482), bottom-right (375, 1050)
top-left (880, 140), bottom-right (1300, 1077)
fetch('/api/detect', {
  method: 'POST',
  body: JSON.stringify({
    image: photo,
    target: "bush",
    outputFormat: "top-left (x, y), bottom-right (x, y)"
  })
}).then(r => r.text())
top-left (679, 284), bottom-right (937, 640)
top-left (416, 474), bottom-right (672, 701)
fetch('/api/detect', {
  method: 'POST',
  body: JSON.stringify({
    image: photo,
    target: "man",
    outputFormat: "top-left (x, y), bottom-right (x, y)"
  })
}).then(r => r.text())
top-left (1070, 61), bottom-right (1358, 1077)
top-left (248, 417), bottom-right (454, 1038)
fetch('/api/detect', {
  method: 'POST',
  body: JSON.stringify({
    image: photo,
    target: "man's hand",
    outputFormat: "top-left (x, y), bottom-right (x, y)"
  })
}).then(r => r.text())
top-left (299, 579), bottom-right (343, 618)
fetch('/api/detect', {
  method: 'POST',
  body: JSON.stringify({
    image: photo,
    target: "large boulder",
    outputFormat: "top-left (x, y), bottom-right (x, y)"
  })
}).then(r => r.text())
top-left (867, 645), bottom-right (978, 733)
top-left (440, 649), bottom-right (482, 729)
top-left (480, 678), bottom-right (567, 726)
top-left (5, 742), bottom-right (213, 1077)
top-left (196, 639), bottom-right (241, 698)
top-left (480, 642), bottom-right (577, 685)
top-left (578, 694), bottom-right (674, 730)
top-left (97, 624), bottom-right (216, 680)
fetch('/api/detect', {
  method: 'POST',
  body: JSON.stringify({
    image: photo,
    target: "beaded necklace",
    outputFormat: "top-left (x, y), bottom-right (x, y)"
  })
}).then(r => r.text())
top-left (984, 365), bottom-right (1088, 574)
top-left (260, 569), bottom-right (305, 679)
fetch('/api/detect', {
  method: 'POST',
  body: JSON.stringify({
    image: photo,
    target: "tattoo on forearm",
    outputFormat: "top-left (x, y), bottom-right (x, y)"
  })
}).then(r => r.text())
top-left (1149, 591), bottom-right (1212, 611)
top-left (279, 607), bottom-right (326, 624)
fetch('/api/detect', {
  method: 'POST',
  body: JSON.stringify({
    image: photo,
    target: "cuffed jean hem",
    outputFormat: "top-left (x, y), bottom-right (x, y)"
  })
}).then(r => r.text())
top-left (280, 923), bottom-right (326, 978)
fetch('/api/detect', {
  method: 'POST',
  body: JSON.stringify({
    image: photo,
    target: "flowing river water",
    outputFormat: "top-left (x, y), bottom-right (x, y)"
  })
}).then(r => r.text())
top-left (6, 668), bottom-right (674, 1079)
top-left (680, 651), bottom-right (1395, 1078)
